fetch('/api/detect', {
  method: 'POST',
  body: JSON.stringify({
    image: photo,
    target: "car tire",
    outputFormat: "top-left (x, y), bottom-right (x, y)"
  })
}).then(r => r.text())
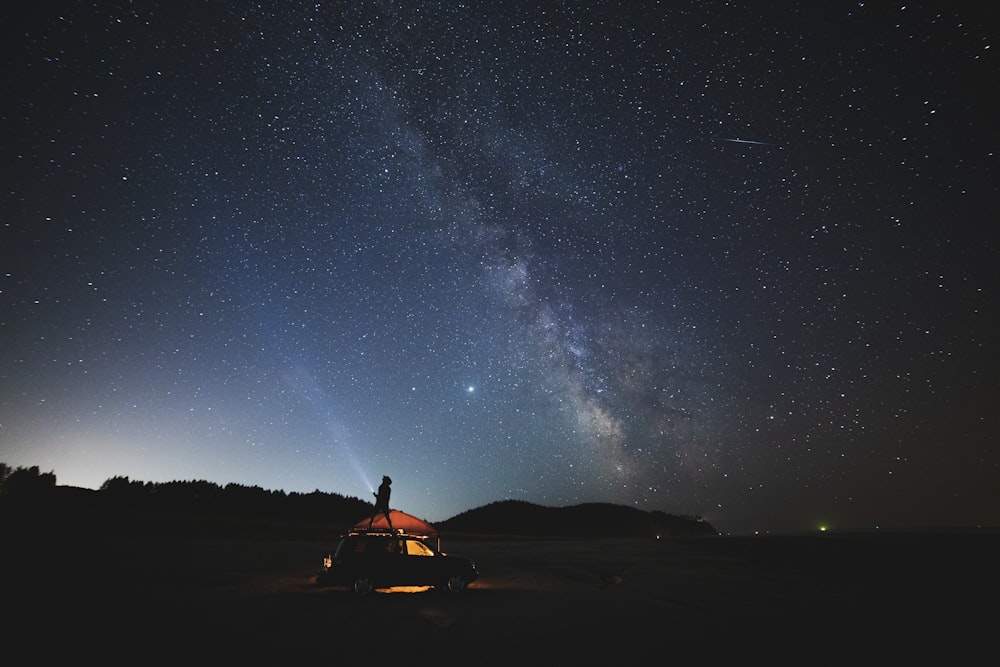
top-left (353, 576), bottom-right (374, 596)
top-left (444, 574), bottom-right (467, 593)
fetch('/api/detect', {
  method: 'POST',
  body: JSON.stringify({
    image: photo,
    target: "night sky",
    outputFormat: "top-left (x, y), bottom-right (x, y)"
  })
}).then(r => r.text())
top-left (3, 1), bottom-right (997, 535)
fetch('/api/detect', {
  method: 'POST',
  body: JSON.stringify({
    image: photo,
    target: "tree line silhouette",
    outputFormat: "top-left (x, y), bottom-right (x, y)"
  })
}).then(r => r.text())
top-left (2, 462), bottom-right (717, 538)
top-left (0, 462), bottom-right (373, 529)
top-left (0, 463), bottom-right (57, 496)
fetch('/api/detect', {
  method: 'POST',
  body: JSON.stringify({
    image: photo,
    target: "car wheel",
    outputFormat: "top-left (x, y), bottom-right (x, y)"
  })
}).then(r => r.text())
top-left (353, 576), bottom-right (374, 596)
top-left (444, 574), bottom-right (467, 592)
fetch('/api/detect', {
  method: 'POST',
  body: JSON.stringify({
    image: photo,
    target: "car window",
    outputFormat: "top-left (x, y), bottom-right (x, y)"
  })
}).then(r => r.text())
top-left (403, 540), bottom-right (435, 557)
top-left (334, 538), bottom-right (359, 558)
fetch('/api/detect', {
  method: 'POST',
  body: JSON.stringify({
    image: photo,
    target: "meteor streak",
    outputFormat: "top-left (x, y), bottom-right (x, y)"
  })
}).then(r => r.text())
top-left (720, 137), bottom-right (772, 145)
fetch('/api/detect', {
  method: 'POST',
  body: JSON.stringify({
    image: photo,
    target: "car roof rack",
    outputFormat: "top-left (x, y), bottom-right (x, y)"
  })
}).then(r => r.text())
top-left (343, 528), bottom-right (440, 541)
top-left (346, 527), bottom-right (405, 536)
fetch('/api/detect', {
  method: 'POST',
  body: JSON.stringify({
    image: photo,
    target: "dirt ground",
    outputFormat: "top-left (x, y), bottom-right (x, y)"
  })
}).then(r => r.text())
top-left (4, 530), bottom-right (996, 664)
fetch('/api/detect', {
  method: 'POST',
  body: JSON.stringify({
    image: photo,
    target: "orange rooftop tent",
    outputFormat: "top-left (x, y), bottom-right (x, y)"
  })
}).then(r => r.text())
top-left (354, 509), bottom-right (440, 548)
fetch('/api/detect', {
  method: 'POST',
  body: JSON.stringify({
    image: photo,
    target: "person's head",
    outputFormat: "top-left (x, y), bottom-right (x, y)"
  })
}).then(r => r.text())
top-left (383, 475), bottom-right (392, 485)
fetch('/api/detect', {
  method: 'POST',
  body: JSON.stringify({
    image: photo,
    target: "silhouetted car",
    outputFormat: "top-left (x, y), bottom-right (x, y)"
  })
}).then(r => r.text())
top-left (316, 529), bottom-right (479, 595)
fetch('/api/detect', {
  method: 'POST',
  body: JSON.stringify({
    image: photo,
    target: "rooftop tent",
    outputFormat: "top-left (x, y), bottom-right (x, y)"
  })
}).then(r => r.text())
top-left (354, 509), bottom-right (440, 548)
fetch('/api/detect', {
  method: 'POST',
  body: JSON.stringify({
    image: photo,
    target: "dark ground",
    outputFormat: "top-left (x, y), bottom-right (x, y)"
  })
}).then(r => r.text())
top-left (4, 527), bottom-right (997, 664)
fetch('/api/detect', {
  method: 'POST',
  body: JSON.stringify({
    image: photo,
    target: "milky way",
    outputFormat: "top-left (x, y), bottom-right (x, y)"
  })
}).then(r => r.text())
top-left (2, 2), bottom-right (997, 533)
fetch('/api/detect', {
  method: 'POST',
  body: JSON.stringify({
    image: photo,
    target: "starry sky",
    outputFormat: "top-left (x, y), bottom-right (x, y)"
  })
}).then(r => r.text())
top-left (2, 1), bottom-right (998, 535)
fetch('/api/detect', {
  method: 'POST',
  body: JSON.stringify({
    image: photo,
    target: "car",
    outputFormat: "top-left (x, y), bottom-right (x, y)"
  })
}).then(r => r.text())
top-left (316, 528), bottom-right (479, 595)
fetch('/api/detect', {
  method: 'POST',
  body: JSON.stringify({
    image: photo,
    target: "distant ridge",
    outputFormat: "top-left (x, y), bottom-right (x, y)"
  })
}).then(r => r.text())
top-left (1, 469), bottom-right (716, 540)
top-left (438, 499), bottom-right (717, 538)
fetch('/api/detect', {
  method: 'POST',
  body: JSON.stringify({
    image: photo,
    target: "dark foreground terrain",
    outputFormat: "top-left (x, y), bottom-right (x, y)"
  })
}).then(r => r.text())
top-left (4, 523), bottom-right (998, 664)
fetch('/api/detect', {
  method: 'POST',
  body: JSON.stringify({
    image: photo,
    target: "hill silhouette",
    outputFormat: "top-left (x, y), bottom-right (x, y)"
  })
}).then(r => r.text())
top-left (1, 463), bottom-right (715, 539)
top-left (439, 499), bottom-right (716, 538)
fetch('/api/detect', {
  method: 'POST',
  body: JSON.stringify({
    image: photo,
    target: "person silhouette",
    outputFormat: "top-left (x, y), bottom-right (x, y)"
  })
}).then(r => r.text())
top-left (368, 475), bottom-right (393, 530)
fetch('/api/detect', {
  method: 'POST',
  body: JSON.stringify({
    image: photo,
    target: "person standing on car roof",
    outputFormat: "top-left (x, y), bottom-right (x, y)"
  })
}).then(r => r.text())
top-left (368, 475), bottom-right (393, 529)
